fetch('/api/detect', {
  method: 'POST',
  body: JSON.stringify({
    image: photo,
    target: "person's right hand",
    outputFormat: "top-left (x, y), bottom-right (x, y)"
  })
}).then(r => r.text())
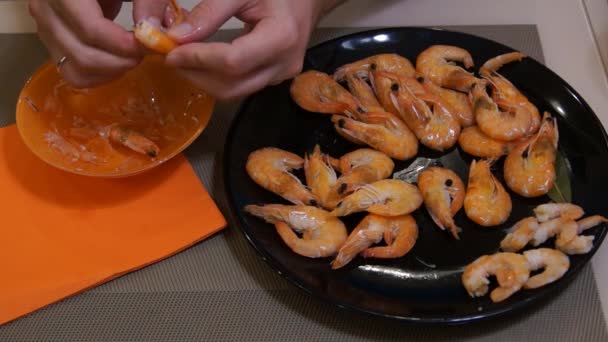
top-left (29, 0), bottom-right (142, 88)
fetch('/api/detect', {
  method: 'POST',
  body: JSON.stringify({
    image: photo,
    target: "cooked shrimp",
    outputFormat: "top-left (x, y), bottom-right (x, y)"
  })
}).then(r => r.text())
top-left (373, 71), bottom-right (461, 151)
top-left (523, 248), bottom-right (569, 289)
top-left (480, 52), bottom-right (541, 135)
top-left (464, 159), bottom-right (512, 226)
top-left (361, 215), bottom-right (418, 259)
top-left (470, 82), bottom-right (531, 141)
top-left (331, 179), bottom-right (423, 217)
top-left (344, 72), bottom-right (385, 113)
top-left (533, 203), bottom-right (584, 223)
top-left (416, 45), bottom-right (478, 92)
top-left (331, 214), bottom-right (387, 269)
top-left (336, 148), bottom-right (394, 195)
top-left (244, 204), bottom-right (348, 258)
top-left (107, 125), bottom-right (160, 158)
top-left (462, 252), bottom-right (530, 303)
top-left (304, 145), bottom-right (339, 210)
top-left (556, 215), bottom-right (607, 254)
top-left (504, 113), bottom-right (559, 197)
top-left (290, 70), bottom-right (362, 117)
top-left (418, 76), bottom-right (474, 126)
top-left (458, 126), bottom-right (514, 158)
top-left (530, 217), bottom-right (570, 246)
top-left (417, 167), bottom-right (466, 239)
top-left (370, 70), bottom-right (425, 116)
top-left (500, 217), bottom-right (539, 252)
top-left (134, 0), bottom-right (183, 54)
top-left (334, 53), bottom-right (416, 81)
top-left (331, 112), bottom-right (419, 160)
top-left (246, 148), bottom-right (318, 206)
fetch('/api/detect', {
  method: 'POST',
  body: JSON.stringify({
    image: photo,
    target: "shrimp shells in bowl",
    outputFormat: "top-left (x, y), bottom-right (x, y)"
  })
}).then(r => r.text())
top-left (225, 28), bottom-right (608, 324)
top-left (16, 55), bottom-right (215, 178)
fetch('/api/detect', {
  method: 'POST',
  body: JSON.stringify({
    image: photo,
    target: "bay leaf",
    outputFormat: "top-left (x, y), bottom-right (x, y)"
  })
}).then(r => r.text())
top-left (547, 151), bottom-right (572, 203)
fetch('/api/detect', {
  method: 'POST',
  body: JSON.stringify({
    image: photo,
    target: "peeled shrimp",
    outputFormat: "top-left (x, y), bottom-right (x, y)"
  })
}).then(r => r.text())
top-left (304, 145), bottom-right (339, 210)
top-left (331, 112), bottom-right (419, 160)
top-left (290, 70), bottom-right (363, 118)
top-left (244, 204), bottom-right (348, 258)
top-left (361, 214), bottom-right (418, 259)
top-left (462, 252), bottom-right (530, 303)
top-left (417, 167), bottom-right (466, 239)
top-left (246, 148), bottom-right (318, 206)
top-left (504, 112), bottom-right (559, 197)
top-left (418, 76), bottom-right (474, 127)
top-left (335, 148), bottom-right (394, 196)
top-left (470, 81), bottom-right (531, 141)
top-left (334, 53), bottom-right (416, 82)
top-left (331, 179), bottom-right (423, 217)
top-left (416, 45), bottom-right (478, 92)
top-left (107, 125), bottom-right (160, 158)
top-left (500, 217), bottom-right (539, 252)
top-left (556, 215), bottom-right (608, 254)
top-left (464, 159), bottom-right (512, 227)
top-left (134, 0), bottom-right (183, 54)
top-left (530, 217), bottom-right (570, 247)
top-left (458, 126), bottom-right (514, 158)
top-left (534, 203), bottom-right (584, 223)
top-left (523, 248), bottom-right (569, 289)
top-left (480, 52), bottom-right (541, 135)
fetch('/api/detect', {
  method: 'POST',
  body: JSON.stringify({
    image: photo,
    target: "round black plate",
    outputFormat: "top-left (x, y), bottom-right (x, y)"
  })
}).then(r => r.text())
top-left (223, 27), bottom-right (608, 324)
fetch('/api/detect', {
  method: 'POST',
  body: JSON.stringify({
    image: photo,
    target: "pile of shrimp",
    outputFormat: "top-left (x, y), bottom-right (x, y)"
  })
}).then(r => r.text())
top-left (464, 202), bottom-right (606, 303)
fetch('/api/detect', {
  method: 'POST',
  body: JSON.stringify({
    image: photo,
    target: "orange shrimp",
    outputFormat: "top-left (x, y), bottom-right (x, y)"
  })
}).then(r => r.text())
top-left (343, 72), bottom-right (385, 113)
top-left (464, 159), bottom-right (512, 227)
top-left (416, 45), bottom-right (479, 92)
top-left (335, 148), bottom-right (394, 195)
top-left (361, 215), bottom-right (418, 259)
top-left (331, 214), bottom-right (387, 269)
top-left (304, 145), bottom-right (339, 210)
top-left (134, 0), bottom-right (183, 54)
top-left (458, 126), bottom-right (514, 158)
top-left (500, 217), bottom-right (540, 252)
top-left (418, 76), bottom-right (475, 127)
top-left (107, 125), bottom-right (160, 158)
top-left (334, 53), bottom-right (416, 82)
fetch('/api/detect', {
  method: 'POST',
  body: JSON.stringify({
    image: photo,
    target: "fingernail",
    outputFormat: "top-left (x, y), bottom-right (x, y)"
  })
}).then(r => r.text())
top-left (168, 23), bottom-right (193, 38)
top-left (147, 16), bottom-right (161, 27)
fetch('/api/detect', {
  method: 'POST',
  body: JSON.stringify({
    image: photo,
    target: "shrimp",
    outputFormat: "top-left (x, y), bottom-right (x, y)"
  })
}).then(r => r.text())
top-left (370, 70), bottom-right (425, 116)
top-left (556, 215), bottom-right (607, 254)
top-left (500, 217), bottom-right (539, 252)
top-left (458, 126), bottom-right (514, 158)
top-left (331, 112), bottom-right (419, 160)
top-left (530, 217), bottom-right (570, 247)
top-left (504, 112), bottom-right (559, 197)
top-left (417, 167), bottom-right (466, 239)
top-left (343, 72), bottom-right (385, 113)
top-left (418, 76), bottom-right (475, 126)
top-left (361, 215), bottom-right (418, 259)
top-left (416, 45), bottom-right (479, 92)
top-left (246, 148), bottom-right (318, 206)
top-left (244, 204), bottom-right (348, 258)
top-left (464, 159), bottom-right (512, 226)
top-left (373, 71), bottom-right (461, 151)
top-left (480, 52), bottom-right (541, 135)
top-left (290, 70), bottom-right (362, 118)
top-left (522, 248), bottom-right (569, 289)
top-left (107, 125), bottom-right (160, 158)
top-left (533, 203), bottom-right (584, 223)
top-left (470, 81), bottom-right (531, 141)
top-left (334, 53), bottom-right (416, 81)
top-left (335, 148), bottom-right (394, 195)
top-left (304, 145), bottom-right (339, 210)
top-left (134, 0), bottom-right (183, 54)
top-left (330, 179), bottom-right (423, 217)
top-left (330, 214), bottom-right (387, 269)
top-left (462, 252), bottom-right (530, 303)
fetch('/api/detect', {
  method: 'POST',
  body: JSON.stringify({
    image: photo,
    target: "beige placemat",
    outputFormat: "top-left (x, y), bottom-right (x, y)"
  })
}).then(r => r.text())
top-left (0, 26), bottom-right (606, 342)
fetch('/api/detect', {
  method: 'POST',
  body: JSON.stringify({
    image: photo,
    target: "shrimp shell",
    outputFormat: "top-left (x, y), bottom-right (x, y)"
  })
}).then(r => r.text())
top-left (464, 159), bottom-right (512, 227)
top-left (458, 126), bottom-right (514, 158)
top-left (416, 45), bottom-right (478, 92)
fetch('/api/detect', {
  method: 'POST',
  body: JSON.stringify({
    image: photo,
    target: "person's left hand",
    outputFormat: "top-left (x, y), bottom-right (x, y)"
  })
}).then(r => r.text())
top-left (159, 0), bottom-right (343, 101)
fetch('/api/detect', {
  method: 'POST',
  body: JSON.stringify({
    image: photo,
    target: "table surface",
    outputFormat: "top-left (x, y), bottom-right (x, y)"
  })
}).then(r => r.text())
top-left (0, 1), bottom-right (607, 340)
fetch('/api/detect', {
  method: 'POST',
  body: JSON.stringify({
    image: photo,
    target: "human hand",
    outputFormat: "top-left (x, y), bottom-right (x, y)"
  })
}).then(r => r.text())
top-left (29, 0), bottom-right (142, 88)
top-left (163, 0), bottom-right (345, 101)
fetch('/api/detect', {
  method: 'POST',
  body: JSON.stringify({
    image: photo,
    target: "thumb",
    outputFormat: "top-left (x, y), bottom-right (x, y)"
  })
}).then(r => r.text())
top-left (167, 0), bottom-right (243, 43)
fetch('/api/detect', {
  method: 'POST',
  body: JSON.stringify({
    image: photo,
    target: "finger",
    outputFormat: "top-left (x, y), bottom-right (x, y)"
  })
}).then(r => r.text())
top-left (167, 0), bottom-right (244, 43)
top-left (132, 0), bottom-right (169, 23)
top-left (49, 0), bottom-right (140, 57)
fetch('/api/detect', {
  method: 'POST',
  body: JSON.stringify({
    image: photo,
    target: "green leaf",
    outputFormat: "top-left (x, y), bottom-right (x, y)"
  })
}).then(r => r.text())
top-left (547, 151), bottom-right (572, 203)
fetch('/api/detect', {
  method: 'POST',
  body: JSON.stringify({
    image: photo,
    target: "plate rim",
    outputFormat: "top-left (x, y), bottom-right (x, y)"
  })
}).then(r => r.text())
top-left (222, 26), bottom-right (608, 325)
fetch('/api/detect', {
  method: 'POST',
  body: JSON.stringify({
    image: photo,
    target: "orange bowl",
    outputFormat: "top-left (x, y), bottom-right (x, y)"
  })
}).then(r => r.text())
top-left (16, 55), bottom-right (215, 177)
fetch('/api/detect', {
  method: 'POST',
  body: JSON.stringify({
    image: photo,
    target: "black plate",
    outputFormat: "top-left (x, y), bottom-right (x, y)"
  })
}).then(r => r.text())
top-left (223, 27), bottom-right (608, 324)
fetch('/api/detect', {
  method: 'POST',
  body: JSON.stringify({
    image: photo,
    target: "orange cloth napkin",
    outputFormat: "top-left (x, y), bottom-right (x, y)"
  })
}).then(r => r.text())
top-left (0, 125), bottom-right (226, 325)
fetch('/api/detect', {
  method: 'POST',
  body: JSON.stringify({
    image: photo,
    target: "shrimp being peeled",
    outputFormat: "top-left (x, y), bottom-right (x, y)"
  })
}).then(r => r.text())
top-left (331, 179), bottom-right (423, 217)
top-left (418, 76), bottom-right (474, 127)
top-left (246, 148), bottom-right (318, 206)
top-left (523, 248), bottom-right (569, 289)
top-left (464, 159), bottom-right (512, 227)
top-left (335, 148), bottom-right (394, 196)
top-left (134, 0), bottom-right (183, 54)
top-left (556, 215), bottom-right (608, 254)
top-left (470, 81), bottom-right (531, 141)
top-left (533, 203), bottom-right (584, 223)
top-left (331, 112), bottom-right (419, 160)
top-left (500, 217), bottom-right (539, 252)
top-left (462, 252), bottom-right (530, 303)
top-left (417, 167), bottom-right (466, 239)
top-left (334, 53), bottom-right (416, 82)
top-left (504, 112), bottom-right (559, 198)
top-left (480, 52), bottom-right (541, 135)
top-left (244, 204), bottom-right (348, 258)
top-left (304, 145), bottom-right (339, 210)
top-left (458, 126), bottom-right (514, 158)
top-left (290, 70), bottom-right (362, 118)
top-left (416, 45), bottom-right (479, 92)
top-left (107, 125), bottom-right (160, 158)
